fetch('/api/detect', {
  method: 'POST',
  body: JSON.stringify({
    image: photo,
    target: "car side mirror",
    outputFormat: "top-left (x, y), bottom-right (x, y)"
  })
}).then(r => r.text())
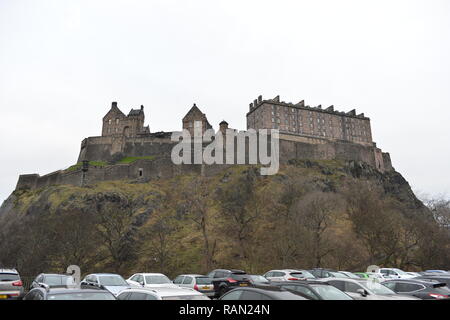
top-left (357, 289), bottom-right (368, 297)
top-left (140, 281), bottom-right (145, 287)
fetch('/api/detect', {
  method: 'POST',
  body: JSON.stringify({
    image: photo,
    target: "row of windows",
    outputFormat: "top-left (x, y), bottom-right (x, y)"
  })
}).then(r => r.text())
top-left (108, 119), bottom-right (120, 125)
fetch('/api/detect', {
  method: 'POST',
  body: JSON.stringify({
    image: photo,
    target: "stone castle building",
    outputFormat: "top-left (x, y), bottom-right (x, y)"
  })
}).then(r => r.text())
top-left (16, 95), bottom-right (393, 190)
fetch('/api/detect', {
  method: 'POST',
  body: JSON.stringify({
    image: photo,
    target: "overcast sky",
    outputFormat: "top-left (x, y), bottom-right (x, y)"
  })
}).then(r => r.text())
top-left (1, 0), bottom-right (449, 203)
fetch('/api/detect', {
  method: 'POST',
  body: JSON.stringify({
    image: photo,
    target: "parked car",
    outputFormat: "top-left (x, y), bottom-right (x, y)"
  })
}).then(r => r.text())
top-left (379, 268), bottom-right (415, 279)
top-left (172, 274), bottom-right (214, 297)
top-left (323, 278), bottom-right (419, 300)
top-left (338, 271), bottom-right (360, 279)
top-left (219, 286), bottom-right (309, 300)
top-left (30, 273), bottom-right (76, 290)
top-left (422, 270), bottom-right (449, 274)
top-left (415, 274), bottom-right (450, 288)
top-left (406, 272), bottom-right (421, 277)
top-left (127, 273), bottom-right (178, 289)
top-left (23, 287), bottom-right (116, 300)
top-left (382, 279), bottom-right (450, 300)
top-left (248, 275), bottom-right (270, 285)
top-left (309, 268), bottom-right (348, 279)
top-left (117, 287), bottom-right (210, 300)
top-left (206, 269), bottom-right (252, 298)
top-left (271, 280), bottom-right (353, 300)
top-left (0, 268), bottom-right (24, 300)
top-left (264, 269), bottom-right (315, 281)
top-left (81, 273), bottom-right (130, 296)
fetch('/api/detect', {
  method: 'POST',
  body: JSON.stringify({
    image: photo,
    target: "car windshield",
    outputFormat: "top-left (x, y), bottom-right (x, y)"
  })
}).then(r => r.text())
top-left (145, 275), bottom-right (171, 284)
top-left (48, 292), bottom-right (116, 300)
top-left (310, 285), bottom-right (352, 300)
top-left (393, 269), bottom-right (407, 275)
top-left (162, 295), bottom-right (210, 300)
top-left (45, 275), bottom-right (75, 286)
top-left (98, 275), bottom-right (128, 286)
top-left (195, 277), bottom-right (212, 285)
top-left (330, 272), bottom-right (348, 278)
top-left (0, 274), bottom-right (19, 281)
top-left (291, 271), bottom-right (315, 279)
top-left (360, 281), bottom-right (396, 295)
top-left (342, 272), bottom-right (360, 279)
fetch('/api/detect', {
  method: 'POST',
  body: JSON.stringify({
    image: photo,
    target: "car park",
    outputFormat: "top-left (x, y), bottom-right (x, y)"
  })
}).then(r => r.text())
top-left (80, 273), bottom-right (130, 296)
top-left (264, 269), bottom-right (315, 281)
top-left (117, 287), bottom-right (210, 300)
top-left (0, 268), bottom-right (24, 300)
top-left (23, 287), bottom-right (116, 300)
top-left (219, 286), bottom-right (309, 300)
top-left (127, 273), bottom-right (178, 288)
top-left (172, 274), bottom-right (215, 297)
top-left (207, 269), bottom-right (252, 298)
top-left (382, 279), bottom-right (450, 300)
top-left (323, 278), bottom-right (419, 300)
top-left (271, 280), bottom-right (353, 300)
top-left (30, 273), bottom-right (76, 290)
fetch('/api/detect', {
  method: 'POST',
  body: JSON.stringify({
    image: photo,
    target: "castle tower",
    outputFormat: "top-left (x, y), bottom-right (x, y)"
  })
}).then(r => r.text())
top-left (102, 102), bottom-right (149, 137)
top-left (182, 103), bottom-right (212, 136)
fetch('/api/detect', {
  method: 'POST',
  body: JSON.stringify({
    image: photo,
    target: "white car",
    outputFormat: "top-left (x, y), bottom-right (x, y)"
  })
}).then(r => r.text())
top-left (126, 273), bottom-right (178, 288)
top-left (263, 269), bottom-right (315, 281)
top-left (172, 274), bottom-right (215, 297)
top-left (379, 268), bottom-right (416, 279)
top-left (117, 287), bottom-right (210, 300)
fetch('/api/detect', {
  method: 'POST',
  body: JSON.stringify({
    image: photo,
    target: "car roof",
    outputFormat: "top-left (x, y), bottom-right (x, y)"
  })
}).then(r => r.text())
top-left (134, 273), bottom-right (169, 276)
top-left (120, 287), bottom-right (202, 296)
top-left (271, 280), bottom-right (330, 285)
top-left (176, 274), bottom-right (206, 277)
top-left (384, 279), bottom-right (439, 285)
top-left (267, 269), bottom-right (302, 273)
top-left (48, 288), bottom-right (111, 294)
top-left (0, 268), bottom-right (18, 274)
top-left (90, 273), bottom-right (122, 276)
top-left (41, 273), bottom-right (72, 277)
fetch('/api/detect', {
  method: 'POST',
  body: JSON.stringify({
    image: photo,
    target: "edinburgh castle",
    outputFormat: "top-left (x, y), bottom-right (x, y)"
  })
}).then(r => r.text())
top-left (15, 95), bottom-right (393, 191)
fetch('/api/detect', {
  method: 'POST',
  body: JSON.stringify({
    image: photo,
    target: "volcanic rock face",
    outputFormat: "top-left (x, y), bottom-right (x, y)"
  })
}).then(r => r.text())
top-left (0, 160), bottom-right (443, 277)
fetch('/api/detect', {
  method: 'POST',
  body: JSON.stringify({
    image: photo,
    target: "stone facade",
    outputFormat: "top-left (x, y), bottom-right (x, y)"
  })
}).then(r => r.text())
top-left (15, 96), bottom-right (394, 191)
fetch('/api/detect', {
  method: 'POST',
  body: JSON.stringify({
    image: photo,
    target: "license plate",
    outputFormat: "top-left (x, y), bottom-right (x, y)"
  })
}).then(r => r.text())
top-left (201, 286), bottom-right (211, 290)
top-left (239, 283), bottom-right (248, 287)
top-left (0, 295), bottom-right (8, 299)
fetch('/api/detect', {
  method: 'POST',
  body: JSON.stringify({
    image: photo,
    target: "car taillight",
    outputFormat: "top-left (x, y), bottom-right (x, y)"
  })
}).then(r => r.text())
top-left (227, 278), bottom-right (237, 283)
top-left (12, 280), bottom-right (22, 286)
top-left (429, 293), bottom-right (448, 299)
top-left (194, 284), bottom-right (198, 290)
top-left (288, 278), bottom-right (299, 281)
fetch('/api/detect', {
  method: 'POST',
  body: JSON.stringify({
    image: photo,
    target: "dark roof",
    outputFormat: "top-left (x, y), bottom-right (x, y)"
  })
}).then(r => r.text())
top-left (219, 120), bottom-right (228, 125)
top-left (128, 109), bottom-right (144, 116)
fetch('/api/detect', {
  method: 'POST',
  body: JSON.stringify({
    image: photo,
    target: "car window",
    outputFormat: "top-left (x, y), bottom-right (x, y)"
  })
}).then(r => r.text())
top-left (396, 283), bottom-right (423, 292)
top-left (311, 285), bottom-right (353, 300)
top-left (215, 271), bottom-right (226, 278)
top-left (284, 285), bottom-right (318, 300)
top-left (145, 275), bottom-right (171, 284)
top-left (98, 275), bottom-right (127, 286)
top-left (145, 293), bottom-right (158, 300)
top-left (130, 275), bottom-right (139, 282)
top-left (380, 270), bottom-right (388, 275)
top-left (137, 275), bottom-right (144, 283)
top-left (173, 276), bottom-right (184, 284)
top-left (265, 272), bottom-right (273, 277)
top-left (117, 292), bottom-right (131, 300)
top-left (183, 277), bottom-right (193, 284)
top-left (328, 280), bottom-right (345, 292)
top-left (344, 282), bottom-right (363, 293)
top-left (382, 282), bottom-right (397, 291)
top-left (221, 290), bottom-right (243, 300)
top-left (195, 277), bottom-right (212, 285)
top-left (129, 292), bottom-right (148, 300)
top-left (273, 272), bottom-right (284, 277)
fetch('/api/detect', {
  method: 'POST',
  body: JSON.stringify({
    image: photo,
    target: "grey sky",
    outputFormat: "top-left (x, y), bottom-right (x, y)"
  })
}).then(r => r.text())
top-left (1, 0), bottom-right (449, 202)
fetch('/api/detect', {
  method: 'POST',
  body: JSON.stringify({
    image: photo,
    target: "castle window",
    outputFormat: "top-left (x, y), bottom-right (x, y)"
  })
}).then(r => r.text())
top-left (108, 119), bottom-right (112, 125)
top-left (116, 118), bottom-right (119, 124)
top-left (272, 118), bottom-right (275, 122)
top-left (139, 168), bottom-right (143, 177)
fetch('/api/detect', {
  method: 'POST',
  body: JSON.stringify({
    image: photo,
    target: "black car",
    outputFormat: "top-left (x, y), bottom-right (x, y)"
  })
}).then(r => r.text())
top-left (271, 280), bottom-right (353, 300)
top-left (206, 269), bottom-right (252, 298)
top-left (382, 279), bottom-right (450, 300)
top-left (415, 275), bottom-right (450, 288)
top-left (23, 287), bottom-right (116, 300)
top-left (219, 286), bottom-right (309, 300)
top-left (30, 273), bottom-right (76, 290)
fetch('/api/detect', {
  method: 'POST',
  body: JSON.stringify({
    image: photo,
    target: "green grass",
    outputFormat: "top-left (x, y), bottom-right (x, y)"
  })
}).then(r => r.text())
top-left (117, 156), bottom-right (156, 164)
top-left (65, 161), bottom-right (108, 172)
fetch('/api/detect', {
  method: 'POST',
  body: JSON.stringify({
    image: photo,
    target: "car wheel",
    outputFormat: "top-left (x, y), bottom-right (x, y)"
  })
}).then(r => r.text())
top-left (218, 286), bottom-right (227, 298)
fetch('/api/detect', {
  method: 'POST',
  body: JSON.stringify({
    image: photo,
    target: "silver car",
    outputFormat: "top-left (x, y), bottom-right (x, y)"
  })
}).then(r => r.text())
top-left (80, 273), bottom-right (130, 296)
top-left (321, 277), bottom-right (420, 300)
top-left (173, 274), bottom-right (215, 297)
top-left (0, 268), bottom-right (24, 300)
